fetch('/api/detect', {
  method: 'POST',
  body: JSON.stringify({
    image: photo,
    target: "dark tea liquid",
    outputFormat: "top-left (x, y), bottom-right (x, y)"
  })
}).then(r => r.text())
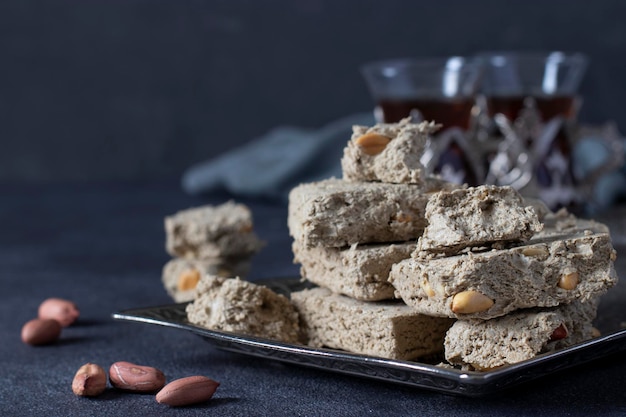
top-left (486, 95), bottom-right (576, 121)
top-left (378, 97), bottom-right (475, 130)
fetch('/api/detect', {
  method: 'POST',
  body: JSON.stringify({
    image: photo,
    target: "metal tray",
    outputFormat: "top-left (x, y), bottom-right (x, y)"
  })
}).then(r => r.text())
top-left (112, 278), bottom-right (626, 397)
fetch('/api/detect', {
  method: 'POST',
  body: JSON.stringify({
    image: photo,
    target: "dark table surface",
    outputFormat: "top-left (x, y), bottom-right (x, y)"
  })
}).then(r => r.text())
top-left (2, 180), bottom-right (626, 416)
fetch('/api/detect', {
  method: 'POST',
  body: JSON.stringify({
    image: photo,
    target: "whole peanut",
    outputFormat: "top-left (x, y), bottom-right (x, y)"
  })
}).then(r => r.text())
top-left (156, 375), bottom-right (220, 406)
top-left (72, 363), bottom-right (107, 397)
top-left (109, 361), bottom-right (166, 392)
top-left (21, 318), bottom-right (62, 345)
top-left (38, 298), bottom-right (80, 327)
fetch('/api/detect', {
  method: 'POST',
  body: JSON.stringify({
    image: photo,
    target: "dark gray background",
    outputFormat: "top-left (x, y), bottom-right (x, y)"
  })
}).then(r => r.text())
top-left (2, 0), bottom-right (626, 182)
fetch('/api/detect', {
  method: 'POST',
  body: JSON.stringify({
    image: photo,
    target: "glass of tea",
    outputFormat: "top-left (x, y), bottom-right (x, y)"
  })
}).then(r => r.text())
top-left (478, 51), bottom-right (593, 211)
top-left (360, 57), bottom-right (483, 130)
top-left (479, 51), bottom-right (588, 121)
top-left (361, 57), bottom-right (484, 186)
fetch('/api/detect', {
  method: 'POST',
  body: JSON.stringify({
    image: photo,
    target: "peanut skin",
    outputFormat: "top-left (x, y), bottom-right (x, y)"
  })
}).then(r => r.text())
top-left (38, 298), bottom-right (80, 327)
top-left (109, 361), bottom-right (166, 392)
top-left (21, 318), bottom-right (62, 345)
top-left (156, 375), bottom-right (220, 407)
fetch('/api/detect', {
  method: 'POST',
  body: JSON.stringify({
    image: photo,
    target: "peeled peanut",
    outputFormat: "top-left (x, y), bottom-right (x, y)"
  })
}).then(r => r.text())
top-left (354, 133), bottom-right (392, 155)
top-left (422, 280), bottom-right (435, 297)
top-left (177, 269), bottom-right (201, 292)
top-left (109, 361), bottom-right (166, 392)
top-left (156, 375), bottom-right (220, 407)
top-left (558, 271), bottom-right (579, 290)
top-left (451, 290), bottom-right (494, 314)
top-left (38, 298), bottom-right (80, 327)
top-left (72, 363), bottom-right (107, 397)
top-left (21, 318), bottom-right (62, 345)
top-left (521, 246), bottom-right (549, 258)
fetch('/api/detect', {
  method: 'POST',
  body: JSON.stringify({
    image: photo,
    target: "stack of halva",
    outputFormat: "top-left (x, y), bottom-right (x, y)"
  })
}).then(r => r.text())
top-left (287, 117), bottom-right (618, 370)
top-left (162, 201), bottom-right (264, 302)
top-left (179, 118), bottom-right (617, 371)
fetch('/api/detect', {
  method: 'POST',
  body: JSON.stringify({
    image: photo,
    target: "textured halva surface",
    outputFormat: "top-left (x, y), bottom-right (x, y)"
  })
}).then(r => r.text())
top-left (390, 223), bottom-right (617, 320)
top-left (292, 240), bottom-right (416, 301)
top-left (418, 185), bottom-right (542, 255)
top-left (445, 300), bottom-right (598, 370)
top-left (186, 276), bottom-right (300, 344)
top-left (162, 257), bottom-right (251, 302)
top-left (165, 201), bottom-right (264, 259)
top-left (291, 287), bottom-right (454, 361)
top-left (341, 118), bottom-right (439, 184)
top-left (288, 178), bottom-right (458, 248)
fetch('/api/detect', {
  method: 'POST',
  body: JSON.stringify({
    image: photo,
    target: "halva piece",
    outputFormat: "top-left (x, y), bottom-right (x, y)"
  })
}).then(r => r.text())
top-left (341, 118), bottom-right (439, 184)
top-left (389, 223), bottom-right (617, 320)
top-left (444, 300), bottom-right (599, 370)
top-left (186, 276), bottom-right (300, 344)
top-left (165, 201), bottom-right (264, 259)
top-left (288, 178), bottom-right (457, 248)
top-left (291, 287), bottom-right (454, 361)
top-left (292, 240), bottom-right (416, 301)
top-left (418, 185), bottom-right (542, 255)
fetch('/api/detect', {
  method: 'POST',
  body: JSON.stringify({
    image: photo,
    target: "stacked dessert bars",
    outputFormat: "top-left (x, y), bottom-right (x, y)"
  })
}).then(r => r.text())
top-left (287, 118), bottom-right (618, 370)
top-left (161, 201), bottom-right (264, 302)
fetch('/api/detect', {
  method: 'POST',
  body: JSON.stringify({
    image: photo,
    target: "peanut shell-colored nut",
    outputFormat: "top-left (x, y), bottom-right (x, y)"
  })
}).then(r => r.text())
top-left (177, 269), bottom-right (201, 292)
top-left (549, 323), bottom-right (568, 341)
top-left (451, 290), bottom-right (494, 314)
top-left (521, 246), bottom-right (549, 258)
top-left (558, 271), bottom-right (579, 290)
top-left (392, 213), bottom-right (412, 223)
top-left (21, 318), bottom-right (62, 345)
top-left (156, 375), bottom-right (220, 407)
top-left (422, 280), bottom-right (435, 297)
top-left (354, 133), bottom-right (392, 155)
top-left (109, 361), bottom-right (166, 392)
top-left (72, 363), bottom-right (107, 397)
top-left (38, 298), bottom-right (80, 327)
top-left (591, 327), bottom-right (601, 338)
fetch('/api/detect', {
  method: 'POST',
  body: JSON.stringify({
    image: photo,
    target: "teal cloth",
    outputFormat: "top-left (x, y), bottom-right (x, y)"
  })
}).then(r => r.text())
top-left (182, 113), bottom-right (375, 200)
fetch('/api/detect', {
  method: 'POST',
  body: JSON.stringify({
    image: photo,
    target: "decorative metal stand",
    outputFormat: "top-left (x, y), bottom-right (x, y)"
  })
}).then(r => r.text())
top-left (417, 99), bottom-right (624, 211)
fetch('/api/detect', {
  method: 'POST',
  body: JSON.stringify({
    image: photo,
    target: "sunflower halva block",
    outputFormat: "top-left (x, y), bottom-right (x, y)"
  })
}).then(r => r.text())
top-left (341, 118), bottom-right (439, 185)
top-left (287, 178), bottom-right (457, 248)
top-left (291, 287), bottom-right (454, 361)
top-left (444, 299), bottom-right (599, 370)
top-left (389, 222), bottom-right (617, 320)
top-left (186, 276), bottom-right (300, 344)
top-left (292, 240), bottom-right (416, 301)
top-left (417, 185), bottom-right (543, 255)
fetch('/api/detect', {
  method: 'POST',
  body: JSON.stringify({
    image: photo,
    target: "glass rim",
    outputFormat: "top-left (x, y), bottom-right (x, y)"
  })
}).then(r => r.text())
top-left (476, 50), bottom-right (589, 66)
top-left (360, 56), bottom-right (482, 74)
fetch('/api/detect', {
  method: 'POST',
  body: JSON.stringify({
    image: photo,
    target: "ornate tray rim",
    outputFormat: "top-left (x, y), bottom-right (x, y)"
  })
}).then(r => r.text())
top-left (112, 279), bottom-right (626, 397)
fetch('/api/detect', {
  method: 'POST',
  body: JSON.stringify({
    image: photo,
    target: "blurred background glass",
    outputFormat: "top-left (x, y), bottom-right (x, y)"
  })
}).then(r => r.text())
top-left (361, 57), bottom-right (482, 130)
top-left (479, 51), bottom-right (588, 122)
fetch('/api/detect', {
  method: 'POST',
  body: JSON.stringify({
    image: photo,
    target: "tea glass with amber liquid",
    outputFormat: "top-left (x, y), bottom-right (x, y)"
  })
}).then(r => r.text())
top-left (361, 57), bottom-right (484, 185)
top-left (479, 51), bottom-right (589, 210)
